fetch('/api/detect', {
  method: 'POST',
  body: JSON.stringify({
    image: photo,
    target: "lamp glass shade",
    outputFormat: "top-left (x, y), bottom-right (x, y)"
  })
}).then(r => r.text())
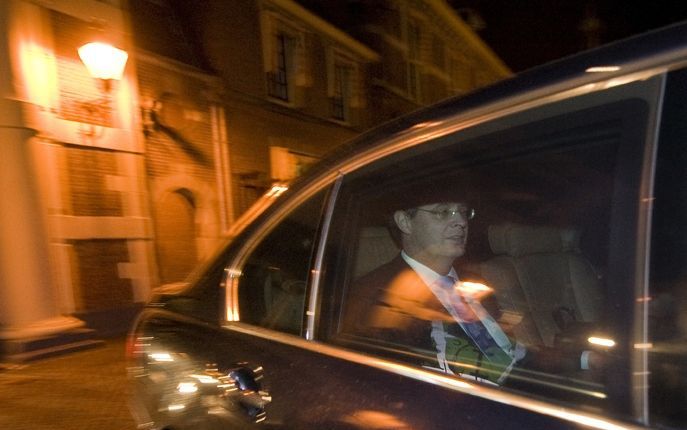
top-left (78, 42), bottom-right (128, 80)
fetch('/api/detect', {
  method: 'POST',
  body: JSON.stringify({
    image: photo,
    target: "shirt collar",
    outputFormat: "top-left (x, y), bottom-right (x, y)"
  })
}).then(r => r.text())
top-left (401, 250), bottom-right (458, 287)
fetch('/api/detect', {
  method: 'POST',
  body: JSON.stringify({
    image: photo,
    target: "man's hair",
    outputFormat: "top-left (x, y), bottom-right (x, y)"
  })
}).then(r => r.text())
top-left (387, 207), bottom-right (424, 247)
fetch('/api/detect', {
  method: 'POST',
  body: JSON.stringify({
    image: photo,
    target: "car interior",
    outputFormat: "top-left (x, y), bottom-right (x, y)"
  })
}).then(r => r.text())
top-left (478, 223), bottom-right (604, 348)
top-left (238, 190), bottom-right (327, 335)
top-left (350, 219), bottom-right (604, 348)
top-left (327, 101), bottom-right (636, 401)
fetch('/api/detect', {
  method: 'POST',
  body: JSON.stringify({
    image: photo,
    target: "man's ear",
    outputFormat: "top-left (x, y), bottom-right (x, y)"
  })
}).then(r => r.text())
top-left (393, 210), bottom-right (412, 235)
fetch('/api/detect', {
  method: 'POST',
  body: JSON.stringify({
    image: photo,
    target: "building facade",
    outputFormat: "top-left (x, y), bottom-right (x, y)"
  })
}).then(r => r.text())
top-left (136, 52), bottom-right (229, 285)
top-left (0, 0), bottom-right (509, 359)
top-left (293, 0), bottom-right (511, 121)
top-left (135, 0), bottom-right (510, 217)
top-left (142, 0), bottom-right (382, 217)
top-left (0, 0), bottom-right (152, 359)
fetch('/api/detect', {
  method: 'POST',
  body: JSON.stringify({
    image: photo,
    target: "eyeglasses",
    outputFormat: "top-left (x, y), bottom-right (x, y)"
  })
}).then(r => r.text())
top-left (415, 207), bottom-right (475, 221)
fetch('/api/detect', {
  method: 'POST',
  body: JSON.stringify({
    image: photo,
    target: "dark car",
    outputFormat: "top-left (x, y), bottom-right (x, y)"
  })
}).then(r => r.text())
top-left (127, 22), bottom-right (687, 430)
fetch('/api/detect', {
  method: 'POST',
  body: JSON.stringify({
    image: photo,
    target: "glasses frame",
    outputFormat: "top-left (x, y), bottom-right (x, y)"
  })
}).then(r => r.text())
top-left (415, 207), bottom-right (476, 221)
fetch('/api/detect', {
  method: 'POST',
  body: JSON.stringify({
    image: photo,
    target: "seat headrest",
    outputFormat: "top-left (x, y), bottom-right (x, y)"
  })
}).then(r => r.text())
top-left (488, 223), bottom-right (580, 257)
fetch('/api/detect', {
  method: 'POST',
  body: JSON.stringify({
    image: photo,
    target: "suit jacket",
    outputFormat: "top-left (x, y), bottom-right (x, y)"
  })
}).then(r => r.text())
top-left (342, 255), bottom-right (582, 384)
top-left (344, 256), bottom-right (502, 360)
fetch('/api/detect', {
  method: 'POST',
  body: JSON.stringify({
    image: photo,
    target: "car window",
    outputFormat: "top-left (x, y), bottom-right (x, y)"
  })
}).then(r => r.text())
top-left (235, 188), bottom-right (329, 335)
top-left (648, 68), bottom-right (687, 428)
top-left (322, 78), bottom-right (660, 418)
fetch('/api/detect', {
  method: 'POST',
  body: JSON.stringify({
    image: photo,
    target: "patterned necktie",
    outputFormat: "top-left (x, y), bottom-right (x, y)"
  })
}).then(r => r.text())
top-left (436, 276), bottom-right (478, 322)
top-left (435, 275), bottom-right (510, 359)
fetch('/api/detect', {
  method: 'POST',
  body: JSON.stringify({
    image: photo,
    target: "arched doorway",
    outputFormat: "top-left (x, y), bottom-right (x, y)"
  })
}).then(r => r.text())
top-left (154, 189), bottom-right (198, 284)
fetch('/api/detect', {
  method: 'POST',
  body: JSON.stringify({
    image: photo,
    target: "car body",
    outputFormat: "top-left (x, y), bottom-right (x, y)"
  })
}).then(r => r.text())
top-left (128, 22), bottom-right (687, 429)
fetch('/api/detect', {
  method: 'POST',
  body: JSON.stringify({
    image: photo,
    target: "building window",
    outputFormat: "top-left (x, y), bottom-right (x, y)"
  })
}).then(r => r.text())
top-left (449, 54), bottom-right (470, 94)
top-left (270, 145), bottom-right (320, 182)
top-left (431, 34), bottom-right (445, 70)
top-left (407, 19), bottom-right (422, 101)
top-left (261, 11), bottom-right (308, 104)
top-left (380, 0), bottom-right (402, 38)
top-left (328, 49), bottom-right (360, 123)
top-left (267, 32), bottom-right (291, 101)
top-left (331, 62), bottom-right (352, 121)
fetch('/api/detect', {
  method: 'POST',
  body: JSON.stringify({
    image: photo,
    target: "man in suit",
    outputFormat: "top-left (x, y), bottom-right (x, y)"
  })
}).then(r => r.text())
top-left (344, 199), bottom-right (598, 385)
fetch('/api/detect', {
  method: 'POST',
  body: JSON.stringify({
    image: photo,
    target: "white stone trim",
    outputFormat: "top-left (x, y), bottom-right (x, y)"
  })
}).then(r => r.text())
top-left (49, 215), bottom-right (153, 240)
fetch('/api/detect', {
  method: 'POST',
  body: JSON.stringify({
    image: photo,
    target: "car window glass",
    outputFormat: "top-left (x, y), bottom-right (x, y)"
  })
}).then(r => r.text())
top-left (236, 188), bottom-right (329, 335)
top-left (323, 81), bottom-right (656, 417)
top-left (649, 68), bottom-right (687, 429)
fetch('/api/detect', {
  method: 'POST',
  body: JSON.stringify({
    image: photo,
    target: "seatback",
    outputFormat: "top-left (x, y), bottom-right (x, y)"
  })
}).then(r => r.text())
top-left (353, 226), bottom-right (400, 279)
top-left (479, 223), bottom-right (603, 347)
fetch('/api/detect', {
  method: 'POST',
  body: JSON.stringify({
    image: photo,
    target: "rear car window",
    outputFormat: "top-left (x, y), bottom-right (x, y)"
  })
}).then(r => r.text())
top-left (322, 77), bottom-right (660, 418)
top-left (235, 188), bottom-right (329, 335)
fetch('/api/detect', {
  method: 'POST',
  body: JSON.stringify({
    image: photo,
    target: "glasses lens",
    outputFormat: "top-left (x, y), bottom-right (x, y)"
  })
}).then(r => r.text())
top-left (436, 210), bottom-right (452, 220)
top-left (453, 208), bottom-right (475, 220)
top-left (419, 207), bottom-right (475, 220)
top-left (438, 208), bottom-right (474, 220)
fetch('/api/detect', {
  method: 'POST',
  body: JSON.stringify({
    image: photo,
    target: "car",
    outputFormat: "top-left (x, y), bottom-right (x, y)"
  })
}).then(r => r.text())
top-left (127, 22), bottom-right (687, 430)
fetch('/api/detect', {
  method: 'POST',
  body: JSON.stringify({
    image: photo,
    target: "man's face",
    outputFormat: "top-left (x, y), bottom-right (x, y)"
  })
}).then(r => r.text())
top-left (398, 202), bottom-right (470, 264)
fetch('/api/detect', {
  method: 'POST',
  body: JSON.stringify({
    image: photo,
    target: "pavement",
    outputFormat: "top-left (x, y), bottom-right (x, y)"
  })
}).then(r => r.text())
top-left (0, 336), bottom-right (137, 430)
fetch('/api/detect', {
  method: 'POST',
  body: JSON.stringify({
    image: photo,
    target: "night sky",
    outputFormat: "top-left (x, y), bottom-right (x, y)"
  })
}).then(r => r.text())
top-left (449, 0), bottom-right (687, 72)
top-left (164, 0), bottom-right (687, 74)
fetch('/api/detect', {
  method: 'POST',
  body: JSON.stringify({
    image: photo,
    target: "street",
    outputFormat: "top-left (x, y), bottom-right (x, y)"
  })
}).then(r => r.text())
top-left (0, 336), bottom-right (136, 430)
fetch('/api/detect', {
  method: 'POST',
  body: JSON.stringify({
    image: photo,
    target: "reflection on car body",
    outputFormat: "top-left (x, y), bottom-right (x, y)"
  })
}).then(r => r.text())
top-left (128, 23), bottom-right (687, 430)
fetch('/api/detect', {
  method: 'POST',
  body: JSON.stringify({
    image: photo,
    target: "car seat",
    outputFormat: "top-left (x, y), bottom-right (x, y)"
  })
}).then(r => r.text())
top-left (260, 266), bottom-right (306, 334)
top-left (353, 226), bottom-right (400, 279)
top-left (478, 223), bottom-right (603, 347)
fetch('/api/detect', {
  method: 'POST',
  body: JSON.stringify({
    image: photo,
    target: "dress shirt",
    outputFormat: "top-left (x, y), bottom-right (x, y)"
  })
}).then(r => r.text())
top-left (400, 251), bottom-right (589, 373)
top-left (400, 251), bottom-right (514, 354)
top-left (400, 251), bottom-right (525, 383)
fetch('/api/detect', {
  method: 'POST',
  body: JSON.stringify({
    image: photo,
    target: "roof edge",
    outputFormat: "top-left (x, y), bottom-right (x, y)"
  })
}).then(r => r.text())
top-left (264, 0), bottom-right (380, 62)
top-left (426, 0), bottom-right (511, 76)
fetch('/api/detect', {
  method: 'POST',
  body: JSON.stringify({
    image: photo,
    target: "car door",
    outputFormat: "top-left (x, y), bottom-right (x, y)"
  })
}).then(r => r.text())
top-left (214, 76), bottom-right (661, 429)
top-left (646, 67), bottom-right (687, 430)
top-left (129, 184), bottom-right (335, 429)
top-left (310, 76), bottom-right (663, 428)
top-left (131, 73), bottom-right (664, 429)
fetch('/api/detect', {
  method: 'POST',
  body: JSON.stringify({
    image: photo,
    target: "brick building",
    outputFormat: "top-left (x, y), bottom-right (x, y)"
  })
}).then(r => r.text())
top-left (0, 0), bottom-right (149, 359)
top-left (0, 0), bottom-right (508, 359)
top-left (133, 0), bottom-right (510, 216)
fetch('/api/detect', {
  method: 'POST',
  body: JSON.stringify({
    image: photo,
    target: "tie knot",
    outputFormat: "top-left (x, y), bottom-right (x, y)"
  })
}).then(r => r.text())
top-left (436, 275), bottom-right (457, 290)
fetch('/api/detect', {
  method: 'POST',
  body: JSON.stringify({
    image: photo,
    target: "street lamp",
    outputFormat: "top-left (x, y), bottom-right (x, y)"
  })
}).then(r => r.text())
top-left (78, 42), bottom-right (128, 93)
top-left (76, 42), bottom-right (129, 135)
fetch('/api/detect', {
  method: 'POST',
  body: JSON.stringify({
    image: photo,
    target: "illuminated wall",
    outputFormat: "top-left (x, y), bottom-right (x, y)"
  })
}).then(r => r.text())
top-left (0, 0), bottom-right (153, 356)
top-left (136, 51), bottom-right (230, 284)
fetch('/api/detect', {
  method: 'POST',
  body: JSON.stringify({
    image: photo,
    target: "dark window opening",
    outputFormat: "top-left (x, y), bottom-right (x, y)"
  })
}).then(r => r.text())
top-left (267, 33), bottom-right (289, 101)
